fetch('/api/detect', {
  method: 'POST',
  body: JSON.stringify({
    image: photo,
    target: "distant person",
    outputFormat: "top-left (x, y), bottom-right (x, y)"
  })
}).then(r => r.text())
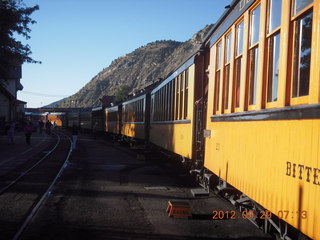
top-left (71, 124), bottom-right (79, 150)
top-left (92, 122), bottom-right (98, 139)
top-left (39, 120), bottom-right (44, 134)
top-left (6, 121), bottom-right (16, 145)
top-left (45, 120), bottom-right (52, 135)
top-left (32, 121), bottom-right (38, 132)
top-left (24, 121), bottom-right (34, 145)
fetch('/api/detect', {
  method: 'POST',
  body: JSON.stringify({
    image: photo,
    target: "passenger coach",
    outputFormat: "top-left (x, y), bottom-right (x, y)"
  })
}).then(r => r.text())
top-left (149, 53), bottom-right (207, 164)
top-left (121, 93), bottom-right (150, 143)
top-left (201, 0), bottom-right (320, 239)
top-left (92, 107), bottom-right (105, 132)
top-left (105, 105), bottom-right (122, 137)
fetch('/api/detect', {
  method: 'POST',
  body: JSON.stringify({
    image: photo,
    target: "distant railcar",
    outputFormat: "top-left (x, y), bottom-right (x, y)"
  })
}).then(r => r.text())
top-left (92, 107), bottom-right (105, 132)
top-left (67, 112), bottom-right (79, 128)
top-left (24, 112), bottom-right (47, 122)
top-left (105, 105), bottom-right (122, 136)
top-left (121, 93), bottom-right (150, 143)
top-left (79, 111), bottom-right (92, 132)
top-left (47, 112), bottom-right (65, 127)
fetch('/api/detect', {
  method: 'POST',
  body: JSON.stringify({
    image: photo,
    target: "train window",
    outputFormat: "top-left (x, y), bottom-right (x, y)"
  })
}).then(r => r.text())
top-left (155, 92), bottom-right (158, 121)
top-left (175, 76), bottom-right (180, 120)
top-left (137, 101), bottom-right (140, 122)
top-left (236, 21), bottom-right (244, 56)
top-left (133, 102), bottom-right (136, 122)
top-left (164, 84), bottom-right (168, 121)
top-left (137, 101), bottom-right (139, 122)
top-left (158, 91), bottom-right (160, 121)
top-left (234, 21), bottom-right (244, 109)
top-left (159, 89), bottom-right (162, 121)
top-left (160, 88), bottom-right (164, 121)
top-left (184, 69), bottom-right (188, 119)
top-left (141, 99), bottom-right (144, 122)
top-left (292, 11), bottom-right (313, 98)
top-left (224, 33), bottom-right (232, 110)
top-left (134, 102), bottom-right (137, 122)
top-left (292, 0), bottom-right (313, 16)
top-left (135, 102), bottom-right (137, 122)
top-left (157, 90), bottom-right (160, 121)
top-left (180, 72), bottom-right (184, 120)
top-left (171, 80), bottom-right (175, 121)
top-left (267, 0), bottom-right (282, 34)
top-left (248, 5), bottom-right (261, 106)
top-left (267, 33), bottom-right (280, 102)
top-left (151, 95), bottom-right (154, 122)
top-left (225, 33), bottom-right (232, 63)
top-left (168, 81), bottom-right (173, 121)
top-left (250, 5), bottom-right (261, 46)
top-left (167, 83), bottom-right (170, 121)
top-left (140, 99), bottom-right (143, 122)
top-left (215, 41), bottom-right (222, 113)
top-left (249, 47), bottom-right (259, 105)
top-left (266, 0), bottom-right (281, 103)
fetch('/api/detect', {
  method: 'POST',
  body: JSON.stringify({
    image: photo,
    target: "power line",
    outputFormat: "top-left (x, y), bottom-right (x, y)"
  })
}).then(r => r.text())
top-left (20, 91), bottom-right (69, 98)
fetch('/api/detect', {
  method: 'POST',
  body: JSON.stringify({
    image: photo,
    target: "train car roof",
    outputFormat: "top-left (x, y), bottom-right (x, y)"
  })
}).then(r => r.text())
top-left (48, 112), bottom-right (65, 115)
top-left (24, 112), bottom-right (48, 116)
top-left (105, 105), bottom-right (119, 112)
top-left (92, 107), bottom-right (103, 112)
top-left (202, 0), bottom-right (255, 48)
top-left (122, 93), bottom-right (146, 105)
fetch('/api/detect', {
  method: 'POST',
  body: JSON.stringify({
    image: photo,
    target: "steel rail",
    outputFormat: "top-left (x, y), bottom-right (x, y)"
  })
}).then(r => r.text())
top-left (0, 132), bottom-right (60, 195)
top-left (12, 131), bottom-right (72, 240)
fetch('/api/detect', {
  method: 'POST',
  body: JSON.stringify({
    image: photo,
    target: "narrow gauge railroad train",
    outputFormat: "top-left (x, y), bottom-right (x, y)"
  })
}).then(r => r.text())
top-left (62, 0), bottom-right (320, 239)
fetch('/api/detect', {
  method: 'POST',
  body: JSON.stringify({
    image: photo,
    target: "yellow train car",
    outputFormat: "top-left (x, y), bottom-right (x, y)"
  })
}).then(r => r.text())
top-left (105, 105), bottom-right (121, 135)
top-left (121, 94), bottom-right (149, 142)
top-left (202, 0), bottom-right (320, 239)
top-left (47, 112), bottom-right (65, 127)
top-left (149, 55), bottom-right (204, 161)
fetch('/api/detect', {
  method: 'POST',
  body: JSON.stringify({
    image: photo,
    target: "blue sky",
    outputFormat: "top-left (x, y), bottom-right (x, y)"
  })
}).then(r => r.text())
top-left (18, 0), bottom-right (230, 108)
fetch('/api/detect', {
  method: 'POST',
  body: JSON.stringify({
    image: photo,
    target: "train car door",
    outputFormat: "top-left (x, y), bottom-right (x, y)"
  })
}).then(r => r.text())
top-left (192, 46), bottom-right (210, 168)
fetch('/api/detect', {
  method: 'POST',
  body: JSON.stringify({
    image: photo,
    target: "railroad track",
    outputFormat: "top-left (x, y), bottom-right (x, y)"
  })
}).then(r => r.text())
top-left (0, 130), bottom-right (72, 240)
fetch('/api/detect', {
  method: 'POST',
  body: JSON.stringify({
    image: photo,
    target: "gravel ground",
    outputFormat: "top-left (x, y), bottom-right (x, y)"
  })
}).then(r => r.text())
top-left (20, 134), bottom-right (273, 240)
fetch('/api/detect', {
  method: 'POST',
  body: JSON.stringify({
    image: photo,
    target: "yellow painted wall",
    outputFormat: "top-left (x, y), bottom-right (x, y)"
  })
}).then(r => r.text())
top-left (122, 123), bottom-right (145, 140)
top-left (150, 123), bottom-right (192, 158)
top-left (204, 119), bottom-right (320, 239)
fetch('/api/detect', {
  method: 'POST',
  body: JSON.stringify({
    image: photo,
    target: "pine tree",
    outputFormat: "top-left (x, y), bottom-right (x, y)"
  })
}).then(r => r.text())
top-left (0, 0), bottom-right (39, 78)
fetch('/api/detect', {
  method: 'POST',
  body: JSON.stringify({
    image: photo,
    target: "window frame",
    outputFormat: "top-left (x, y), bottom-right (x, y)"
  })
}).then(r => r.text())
top-left (233, 18), bottom-right (246, 113)
top-left (223, 30), bottom-right (234, 113)
top-left (179, 72), bottom-right (185, 120)
top-left (247, 3), bottom-right (262, 111)
top-left (289, 1), bottom-right (314, 105)
top-left (265, 31), bottom-right (281, 108)
top-left (214, 40), bottom-right (223, 115)
top-left (184, 69), bottom-right (189, 119)
top-left (175, 76), bottom-right (180, 120)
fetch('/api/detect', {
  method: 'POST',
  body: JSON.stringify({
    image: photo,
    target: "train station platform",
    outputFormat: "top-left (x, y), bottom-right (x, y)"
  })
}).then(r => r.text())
top-left (17, 133), bottom-right (273, 240)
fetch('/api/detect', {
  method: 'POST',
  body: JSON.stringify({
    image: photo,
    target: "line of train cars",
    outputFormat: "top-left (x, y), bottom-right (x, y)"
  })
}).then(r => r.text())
top-left (53, 0), bottom-right (320, 239)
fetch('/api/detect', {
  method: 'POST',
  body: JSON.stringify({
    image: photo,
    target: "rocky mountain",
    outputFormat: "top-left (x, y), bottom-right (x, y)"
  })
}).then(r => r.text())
top-left (55, 24), bottom-right (213, 108)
